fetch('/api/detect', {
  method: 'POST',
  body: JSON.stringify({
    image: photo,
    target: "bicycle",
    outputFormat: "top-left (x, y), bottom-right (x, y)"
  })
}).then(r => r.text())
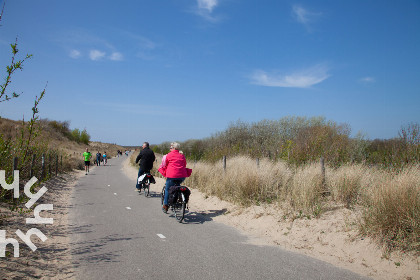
top-left (138, 172), bottom-right (155, 197)
top-left (161, 181), bottom-right (190, 223)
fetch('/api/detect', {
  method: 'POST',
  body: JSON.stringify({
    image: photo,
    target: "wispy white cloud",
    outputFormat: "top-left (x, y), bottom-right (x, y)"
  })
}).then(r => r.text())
top-left (119, 30), bottom-right (157, 50)
top-left (58, 30), bottom-right (125, 62)
top-left (109, 52), bottom-right (123, 61)
top-left (69, 49), bottom-right (81, 59)
top-left (359, 77), bottom-right (375, 83)
top-left (198, 0), bottom-right (218, 13)
top-left (193, 0), bottom-right (220, 22)
top-left (293, 5), bottom-right (310, 24)
top-left (250, 64), bottom-right (330, 88)
top-left (292, 5), bottom-right (321, 27)
top-left (89, 49), bottom-right (106, 61)
top-left (117, 30), bottom-right (158, 60)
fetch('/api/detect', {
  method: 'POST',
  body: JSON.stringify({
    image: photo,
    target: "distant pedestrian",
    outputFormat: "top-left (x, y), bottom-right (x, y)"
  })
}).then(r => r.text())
top-left (83, 148), bottom-right (92, 175)
top-left (103, 152), bottom-right (107, 165)
top-left (96, 151), bottom-right (101, 166)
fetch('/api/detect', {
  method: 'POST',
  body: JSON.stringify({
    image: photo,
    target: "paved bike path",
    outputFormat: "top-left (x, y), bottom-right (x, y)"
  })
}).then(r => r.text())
top-left (70, 154), bottom-right (368, 280)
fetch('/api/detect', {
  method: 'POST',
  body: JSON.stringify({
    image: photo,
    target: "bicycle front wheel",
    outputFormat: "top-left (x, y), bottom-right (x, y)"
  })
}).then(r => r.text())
top-left (173, 193), bottom-right (186, 223)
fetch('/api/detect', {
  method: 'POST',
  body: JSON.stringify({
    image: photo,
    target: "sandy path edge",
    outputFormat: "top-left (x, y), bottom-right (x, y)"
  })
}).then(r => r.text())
top-left (0, 168), bottom-right (86, 279)
top-left (123, 157), bottom-right (419, 280)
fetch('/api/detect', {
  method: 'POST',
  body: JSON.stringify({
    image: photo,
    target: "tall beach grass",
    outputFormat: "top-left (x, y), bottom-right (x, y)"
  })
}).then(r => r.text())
top-left (185, 156), bottom-right (420, 253)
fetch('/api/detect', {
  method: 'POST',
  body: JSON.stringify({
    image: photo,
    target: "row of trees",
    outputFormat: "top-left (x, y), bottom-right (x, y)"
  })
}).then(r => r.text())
top-left (153, 116), bottom-right (419, 168)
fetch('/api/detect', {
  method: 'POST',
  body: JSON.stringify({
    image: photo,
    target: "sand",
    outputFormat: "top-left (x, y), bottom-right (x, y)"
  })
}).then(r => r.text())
top-left (0, 170), bottom-right (83, 279)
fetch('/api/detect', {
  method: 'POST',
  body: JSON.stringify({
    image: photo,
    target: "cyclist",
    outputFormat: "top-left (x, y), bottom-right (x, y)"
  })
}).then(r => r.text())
top-left (135, 142), bottom-right (156, 192)
top-left (82, 148), bottom-right (92, 175)
top-left (160, 142), bottom-right (191, 213)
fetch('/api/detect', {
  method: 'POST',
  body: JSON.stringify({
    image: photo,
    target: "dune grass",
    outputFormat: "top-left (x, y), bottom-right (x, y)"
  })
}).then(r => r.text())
top-left (185, 156), bottom-right (420, 253)
top-left (359, 165), bottom-right (419, 253)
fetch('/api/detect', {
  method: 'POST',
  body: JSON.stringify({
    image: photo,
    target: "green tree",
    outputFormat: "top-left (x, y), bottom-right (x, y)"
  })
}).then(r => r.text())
top-left (80, 129), bottom-right (90, 145)
top-left (71, 128), bottom-right (81, 142)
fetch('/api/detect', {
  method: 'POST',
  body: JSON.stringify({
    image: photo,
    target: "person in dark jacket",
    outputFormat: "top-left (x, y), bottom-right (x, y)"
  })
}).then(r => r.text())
top-left (135, 142), bottom-right (156, 191)
top-left (96, 151), bottom-right (101, 166)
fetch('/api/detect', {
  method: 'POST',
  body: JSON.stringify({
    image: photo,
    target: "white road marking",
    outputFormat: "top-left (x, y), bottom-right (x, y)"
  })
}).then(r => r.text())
top-left (114, 193), bottom-right (117, 195)
top-left (108, 185), bottom-right (111, 186)
top-left (157, 234), bottom-right (166, 239)
top-left (126, 207), bottom-right (131, 210)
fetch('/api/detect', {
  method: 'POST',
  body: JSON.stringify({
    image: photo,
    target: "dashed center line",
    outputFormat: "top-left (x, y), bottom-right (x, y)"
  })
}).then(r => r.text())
top-left (157, 234), bottom-right (166, 239)
top-left (126, 207), bottom-right (131, 210)
top-left (107, 185), bottom-right (111, 187)
top-left (114, 193), bottom-right (117, 195)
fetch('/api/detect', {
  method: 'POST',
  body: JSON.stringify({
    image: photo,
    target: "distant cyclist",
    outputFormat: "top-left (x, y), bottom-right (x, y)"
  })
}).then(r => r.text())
top-left (103, 152), bottom-right (107, 165)
top-left (135, 142), bottom-right (155, 192)
top-left (83, 148), bottom-right (92, 175)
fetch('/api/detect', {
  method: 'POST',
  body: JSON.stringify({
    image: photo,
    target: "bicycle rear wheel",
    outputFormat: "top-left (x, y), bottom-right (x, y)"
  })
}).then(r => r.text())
top-left (144, 183), bottom-right (150, 197)
top-left (161, 186), bottom-right (165, 206)
top-left (173, 193), bottom-right (186, 223)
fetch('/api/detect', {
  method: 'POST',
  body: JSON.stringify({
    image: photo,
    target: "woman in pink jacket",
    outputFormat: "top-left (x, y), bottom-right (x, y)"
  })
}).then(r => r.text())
top-left (160, 142), bottom-right (191, 213)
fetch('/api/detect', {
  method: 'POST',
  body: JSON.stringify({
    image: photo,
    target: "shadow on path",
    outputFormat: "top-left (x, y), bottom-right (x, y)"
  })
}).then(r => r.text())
top-left (71, 233), bottom-right (142, 267)
top-left (181, 208), bottom-right (228, 224)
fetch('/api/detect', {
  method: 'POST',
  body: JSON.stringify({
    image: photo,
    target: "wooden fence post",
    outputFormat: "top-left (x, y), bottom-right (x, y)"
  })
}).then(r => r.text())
top-left (256, 158), bottom-right (260, 168)
top-left (12, 157), bottom-right (18, 180)
top-left (41, 154), bottom-right (45, 180)
top-left (320, 156), bottom-right (328, 195)
top-left (30, 154), bottom-right (36, 178)
top-left (223, 156), bottom-right (226, 172)
top-left (55, 155), bottom-right (58, 176)
top-left (48, 155), bottom-right (51, 176)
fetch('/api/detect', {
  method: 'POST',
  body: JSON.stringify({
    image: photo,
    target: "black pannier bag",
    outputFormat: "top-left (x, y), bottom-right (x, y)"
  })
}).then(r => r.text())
top-left (168, 186), bottom-right (191, 204)
top-left (146, 174), bottom-right (156, 184)
top-left (179, 186), bottom-right (191, 203)
top-left (138, 173), bottom-right (156, 184)
top-left (168, 185), bottom-right (179, 205)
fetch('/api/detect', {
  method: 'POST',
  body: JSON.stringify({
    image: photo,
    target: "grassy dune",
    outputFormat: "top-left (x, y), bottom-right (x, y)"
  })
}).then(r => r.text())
top-left (185, 156), bottom-right (419, 253)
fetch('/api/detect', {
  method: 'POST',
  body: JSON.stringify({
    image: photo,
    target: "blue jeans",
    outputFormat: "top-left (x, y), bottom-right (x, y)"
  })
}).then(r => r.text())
top-left (163, 178), bottom-right (185, 205)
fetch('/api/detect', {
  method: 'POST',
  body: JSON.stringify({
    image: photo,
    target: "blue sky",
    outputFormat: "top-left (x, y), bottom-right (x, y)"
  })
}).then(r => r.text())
top-left (1, 0), bottom-right (419, 146)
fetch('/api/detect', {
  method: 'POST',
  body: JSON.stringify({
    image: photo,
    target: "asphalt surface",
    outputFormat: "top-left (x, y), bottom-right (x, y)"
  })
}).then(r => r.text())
top-left (70, 154), bottom-right (369, 280)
